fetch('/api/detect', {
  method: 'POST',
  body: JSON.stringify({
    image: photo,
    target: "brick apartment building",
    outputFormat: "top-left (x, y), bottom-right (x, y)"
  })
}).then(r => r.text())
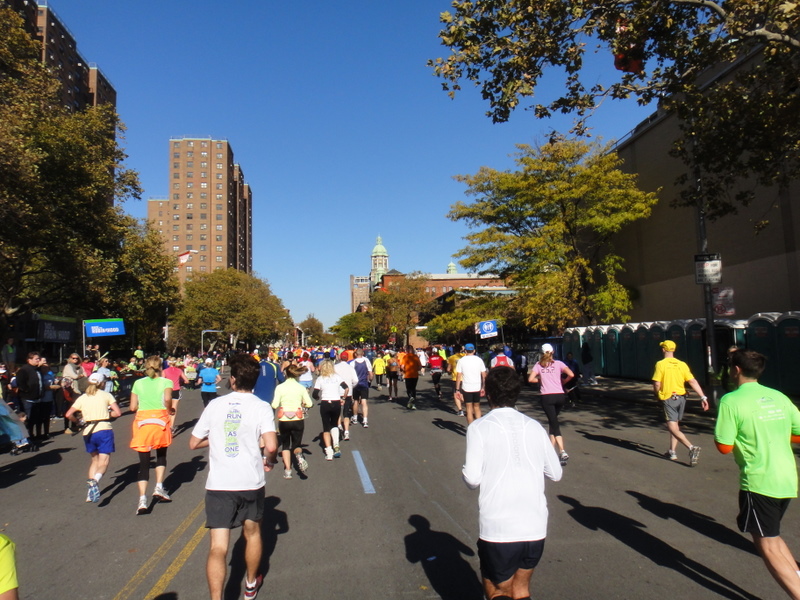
top-left (147, 138), bottom-right (253, 286)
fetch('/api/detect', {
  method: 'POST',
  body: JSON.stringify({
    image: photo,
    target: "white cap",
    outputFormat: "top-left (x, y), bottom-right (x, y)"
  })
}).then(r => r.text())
top-left (541, 343), bottom-right (554, 353)
top-left (88, 372), bottom-right (104, 384)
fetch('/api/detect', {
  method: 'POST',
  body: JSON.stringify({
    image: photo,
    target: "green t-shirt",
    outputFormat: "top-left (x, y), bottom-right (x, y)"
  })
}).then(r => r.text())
top-left (0, 534), bottom-right (18, 595)
top-left (715, 381), bottom-right (800, 498)
top-left (132, 376), bottom-right (172, 410)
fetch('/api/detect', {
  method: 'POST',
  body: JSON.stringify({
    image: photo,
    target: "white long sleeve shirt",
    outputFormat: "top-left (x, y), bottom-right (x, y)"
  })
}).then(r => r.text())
top-left (463, 407), bottom-right (562, 542)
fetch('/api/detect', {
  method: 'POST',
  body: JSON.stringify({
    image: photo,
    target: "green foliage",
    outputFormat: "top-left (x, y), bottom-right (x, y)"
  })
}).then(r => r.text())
top-left (449, 139), bottom-right (657, 331)
top-left (297, 314), bottom-right (331, 345)
top-left (369, 274), bottom-right (435, 345)
top-left (330, 312), bottom-right (374, 345)
top-left (0, 7), bottom-right (179, 337)
top-left (422, 291), bottom-right (517, 344)
top-left (172, 269), bottom-right (292, 349)
top-left (430, 0), bottom-right (800, 218)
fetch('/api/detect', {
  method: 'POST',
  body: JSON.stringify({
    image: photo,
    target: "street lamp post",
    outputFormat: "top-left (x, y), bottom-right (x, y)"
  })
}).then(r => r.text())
top-left (201, 329), bottom-right (223, 355)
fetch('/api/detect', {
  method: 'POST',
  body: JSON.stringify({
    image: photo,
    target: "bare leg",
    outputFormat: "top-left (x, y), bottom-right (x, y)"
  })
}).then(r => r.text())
top-left (207, 528), bottom-right (231, 600)
top-left (89, 453), bottom-right (110, 479)
top-left (155, 464), bottom-right (166, 486)
top-left (281, 449), bottom-right (291, 471)
top-left (242, 519), bottom-right (263, 585)
top-left (752, 535), bottom-right (800, 599)
top-left (550, 435), bottom-right (565, 454)
top-left (666, 421), bottom-right (692, 451)
top-left (362, 399), bottom-right (368, 421)
top-left (483, 568), bottom-right (534, 599)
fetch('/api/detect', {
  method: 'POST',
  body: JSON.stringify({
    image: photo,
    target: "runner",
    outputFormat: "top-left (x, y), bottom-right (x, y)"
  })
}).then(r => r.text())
top-left (334, 352), bottom-right (359, 438)
top-left (350, 349), bottom-right (373, 427)
top-left (455, 344), bottom-right (486, 424)
top-left (271, 363), bottom-right (312, 479)
top-left (428, 349), bottom-right (445, 399)
top-left (162, 357), bottom-right (189, 434)
top-left (314, 359), bottom-right (349, 460)
top-left (65, 372), bottom-right (121, 503)
top-left (528, 343), bottom-right (575, 466)
top-left (372, 351), bottom-right (386, 392)
top-left (400, 345), bottom-right (422, 410)
top-left (385, 351), bottom-right (400, 401)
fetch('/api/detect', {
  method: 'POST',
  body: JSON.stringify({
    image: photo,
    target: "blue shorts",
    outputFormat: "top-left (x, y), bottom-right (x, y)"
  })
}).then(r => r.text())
top-left (300, 380), bottom-right (313, 389)
top-left (83, 429), bottom-right (115, 454)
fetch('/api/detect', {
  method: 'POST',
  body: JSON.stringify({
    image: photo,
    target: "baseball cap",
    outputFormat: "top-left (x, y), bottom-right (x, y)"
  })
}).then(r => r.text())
top-left (204, 358), bottom-right (213, 365)
top-left (541, 343), bottom-right (554, 353)
top-left (464, 343), bottom-right (476, 351)
top-left (88, 372), bottom-right (104, 384)
top-left (660, 340), bottom-right (677, 352)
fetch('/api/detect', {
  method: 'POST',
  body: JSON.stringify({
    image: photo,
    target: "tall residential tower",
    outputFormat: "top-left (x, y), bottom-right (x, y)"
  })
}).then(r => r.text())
top-left (147, 137), bottom-right (253, 286)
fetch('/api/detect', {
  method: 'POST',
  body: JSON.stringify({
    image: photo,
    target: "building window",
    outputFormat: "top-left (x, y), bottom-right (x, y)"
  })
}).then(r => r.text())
top-left (216, 214), bottom-right (222, 220)
top-left (200, 223), bottom-right (208, 230)
top-left (200, 172), bottom-right (207, 178)
top-left (425, 287), bottom-right (429, 293)
top-left (172, 245), bottom-right (179, 251)
top-left (216, 143), bottom-right (222, 149)
top-left (215, 204), bottom-right (223, 210)
top-left (173, 235), bottom-right (179, 241)
top-left (200, 266), bottom-right (207, 272)
top-left (216, 195), bottom-right (223, 200)
top-left (215, 246), bottom-right (223, 252)
top-left (216, 256), bottom-right (223, 262)
top-left (158, 220), bottom-right (163, 226)
top-left (173, 153), bottom-right (180, 159)
top-left (216, 235), bottom-right (222, 241)
top-left (216, 225), bottom-right (223, 231)
top-left (216, 153), bottom-right (222, 159)
top-left (200, 255), bottom-right (207, 262)
top-left (186, 203), bottom-right (193, 209)
top-left (200, 193), bottom-right (207, 199)
top-left (186, 151), bottom-right (193, 158)
top-left (173, 162), bottom-right (179, 169)
top-left (172, 214), bottom-right (179, 220)
top-left (186, 234), bottom-right (193, 241)
top-left (186, 193), bottom-right (193, 199)
top-left (215, 173), bottom-right (223, 179)
top-left (200, 203), bottom-right (207, 209)
top-left (186, 266), bottom-right (193, 272)
top-left (200, 162), bottom-right (208, 168)
top-left (173, 266), bottom-right (179, 273)
top-left (216, 184), bottom-right (222, 190)
top-left (173, 225), bottom-right (179, 231)
top-left (201, 183), bottom-right (208, 188)
top-left (173, 183), bottom-right (180, 189)
top-left (200, 213), bottom-right (207, 220)
top-left (186, 182), bottom-right (194, 188)
top-left (173, 141), bottom-right (180, 148)
top-left (186, 224), bottom-right (193, 230)
top-left (187, 141), bottom-right (194, 147)
top-left (201, 141), bottom-right (208, 148)
top-left (186, 172), bottom-right (193, 178)
top-left (216, 163), bottom-right (223, 169)
top-left (187, 161), bottom-right (194, 168)
top-left (200, 245), bottom-right (207, 251)
top-left (201, 151), bottom-right (208, 158)
top-left (173, 173), bottom-right (180, 179)
top-left (200, 234), bottom-right (207, 241)
top-left (172, 194), bottom-right (179, 200)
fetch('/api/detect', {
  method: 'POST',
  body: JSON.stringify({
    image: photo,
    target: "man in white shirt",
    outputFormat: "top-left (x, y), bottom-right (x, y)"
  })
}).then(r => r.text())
top-left (335, 352), bottom-right (361, 438)
top-left (454, 343), bottom-right (487, 424)
top-left (190, 354), bottom-right (278, 600)
top-left (463, 366), bottom-right (562, 600)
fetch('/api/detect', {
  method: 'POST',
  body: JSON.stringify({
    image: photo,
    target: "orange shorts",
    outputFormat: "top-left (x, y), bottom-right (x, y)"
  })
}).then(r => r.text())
top-left (130, 409), bottom-right (172, 452)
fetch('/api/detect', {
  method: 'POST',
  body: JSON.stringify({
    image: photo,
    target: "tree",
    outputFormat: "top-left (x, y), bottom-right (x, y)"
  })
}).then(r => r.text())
top-left (422, 291), bottom-right (519, 345)
top-left (330, 312), bottom-right (374, 345)
top-left (369, 274), bottom-right (435, 345)
top-left (449, 139), bottom-right (657, 331)
top-left (172, 269), bottom-right (293, 350)
top-left (429, 0), bottom-right (800, 218)
top-left (297, 314), bottom-right (333, 346)
top-left (0, 7), bottom-right (149, 331)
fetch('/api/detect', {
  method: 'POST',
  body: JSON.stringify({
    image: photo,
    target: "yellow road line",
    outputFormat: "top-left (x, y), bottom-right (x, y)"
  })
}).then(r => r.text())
top-left (113, 500), bottom-right (205, 600)
top-left (145, 523), bottom-right (208, 598)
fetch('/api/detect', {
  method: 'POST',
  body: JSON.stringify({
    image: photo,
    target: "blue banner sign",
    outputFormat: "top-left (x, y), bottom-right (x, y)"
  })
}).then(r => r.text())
top-left (477, 320), bottom-right (498, 339)
top-left (85, 318), bottom-right (126, 337)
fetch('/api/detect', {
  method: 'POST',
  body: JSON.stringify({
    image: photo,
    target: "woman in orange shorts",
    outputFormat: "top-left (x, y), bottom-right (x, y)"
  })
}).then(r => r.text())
top-left (130, 355), bottom-right (174, 515)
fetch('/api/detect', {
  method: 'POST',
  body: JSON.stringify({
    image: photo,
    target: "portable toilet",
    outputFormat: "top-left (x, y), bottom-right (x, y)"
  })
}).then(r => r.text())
top-left (562, 329), bottom-right (576, 362)
top-left (685, 320), bottom-right (707, 383)
top-left (776, 312), bottom-right (800, 395)
top-left (591, 326), bottom-right (607, 376)
top-left (604, 326), bottom-right (622, 377)
top-left (747, 313), bottom-right (782, 390)
top-left (714, 319), bottom-right (748, 367)
top-left (666, 320), bottom-right (690, 362)
top-left (619, 323), bottom-right (639, 378)
top-left (634, 323), bottom-right (652, 381)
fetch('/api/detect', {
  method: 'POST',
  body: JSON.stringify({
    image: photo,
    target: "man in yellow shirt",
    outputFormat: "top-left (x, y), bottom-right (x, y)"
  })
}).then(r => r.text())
top-left (652, 340), bottom-right (709, 465)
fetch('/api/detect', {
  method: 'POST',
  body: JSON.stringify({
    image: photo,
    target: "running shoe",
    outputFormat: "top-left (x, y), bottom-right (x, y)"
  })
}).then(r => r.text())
top-left (153, 485), bottom-right (172, 503)
top-left (87, 479), bottom-right (100, 503)
top-left (296, 454), bottom-right (309, 473)
top-left (325, 448), bottom-right (334, 461)
top-left (362, 420), bottom-right (369, 428)
top-left (343, 430), bottom-right (350, 441)
top-left (559, 451), bottom-right (569, 466)
top-left (664, 450), bottom-right (678, 461)
top-left (243, 574), bottom-right (263, 600)
top-left (333, 445), bottom-right (341, 458)
top-left (136, 496), bottom-right (148, 515)
top-left (689, 445), bottom-right (701, 466)
top-left (350, 416), bottom-right (358, 425)
top-left (283, 469), bottom-right (292, 479)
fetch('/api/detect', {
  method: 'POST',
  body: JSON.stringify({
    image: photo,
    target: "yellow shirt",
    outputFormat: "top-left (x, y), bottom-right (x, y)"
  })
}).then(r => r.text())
top-left (0, 534), bottom-right (17, 595)
top-left (72, 390), bottom-right (116, 434)
top-left (652, 357), bottom-right (695, 401)
top-left (373, 357), bottom-right (386, 375)
top-left (271, 379), bottom-right (313, 421)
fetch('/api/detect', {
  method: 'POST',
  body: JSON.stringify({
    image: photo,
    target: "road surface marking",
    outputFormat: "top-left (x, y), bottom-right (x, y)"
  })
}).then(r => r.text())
top-left (113, 499), bottom-right (205, 600)
top-left (352, 450), bottom-right (376, 494)
top-left (144, 523), bottom-right (208, 598)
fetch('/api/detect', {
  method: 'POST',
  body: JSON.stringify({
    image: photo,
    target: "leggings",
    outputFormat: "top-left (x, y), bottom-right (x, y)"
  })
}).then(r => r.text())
top-left (138, 448), bottom-right (167, 481)
top-left (375, 374), bottom-right (384, 386)
top-left (540, 393), bottom-right (565, 437)
top-left (278, 420), bottom-right (305, 452)
top-left (319, 401), bottom-right (342, 432)
top-left (404, 377), bottom-right (418, 398)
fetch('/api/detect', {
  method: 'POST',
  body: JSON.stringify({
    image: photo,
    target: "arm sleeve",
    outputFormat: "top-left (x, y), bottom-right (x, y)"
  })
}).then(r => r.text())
top-left (714, 402), bottom-right (736, 446)
top-left (260, 404), bottom-right (276, 433)
top-left (462, 425), bottom-right (483, 489)
top-left (191, 408), bottom-right (211, 440)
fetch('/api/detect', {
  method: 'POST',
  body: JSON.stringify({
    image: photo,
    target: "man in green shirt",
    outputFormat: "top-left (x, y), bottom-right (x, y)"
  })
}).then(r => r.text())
top-left (715, 349), bottom-right (800, 599)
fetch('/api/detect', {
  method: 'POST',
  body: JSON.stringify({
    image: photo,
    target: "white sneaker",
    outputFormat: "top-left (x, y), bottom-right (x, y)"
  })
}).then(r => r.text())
top-left (296, 454), bottom-right (309, 473)
top-left (325, 447), bottom-right (334, 461)
top-left (153, 485), bottom-right (171, 503)
top-left (136, 496), bottom-right (148, 515)
top-left (283, 469), bottom-right (292, 479)
top-left (343, 430), bottom-right (350, 441)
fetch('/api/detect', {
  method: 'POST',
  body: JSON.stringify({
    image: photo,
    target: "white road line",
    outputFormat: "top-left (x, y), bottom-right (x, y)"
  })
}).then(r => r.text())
top-left (352, 450), bottom-right (376, 494)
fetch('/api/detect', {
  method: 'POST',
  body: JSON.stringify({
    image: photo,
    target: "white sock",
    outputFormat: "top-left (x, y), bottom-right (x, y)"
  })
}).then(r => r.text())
top-left (139, 495), bottom-right (147, 502)
top-left (94, 473), bottom-right (103, 483)
top-left (331, 427), bottom-right (340, 446)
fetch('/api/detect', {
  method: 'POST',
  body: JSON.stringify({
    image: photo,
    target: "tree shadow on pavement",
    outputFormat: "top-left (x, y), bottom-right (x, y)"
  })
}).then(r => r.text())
top-left (164, 454), bottom-right (206, 495)
top-left (0, 447), bottom-right (72, 488)
top-left (575, 429), bottom-right (666, 460)
top-left (432, 417), bottom-right (466, 437)
top-left (626, 491), bottom-right (758, 556)
top-left (223, 495), bottom-right (288, 600)
top-left (404, 514), bottom-right (483, 600)
top-left (558, 495), bottom-right (761, 600)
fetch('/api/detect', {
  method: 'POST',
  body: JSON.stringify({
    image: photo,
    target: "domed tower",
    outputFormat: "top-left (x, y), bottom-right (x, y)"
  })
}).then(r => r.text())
top-left (447, 261), bottom-right (458, 274)
top-left (370, 236), bottom-right (389, 287)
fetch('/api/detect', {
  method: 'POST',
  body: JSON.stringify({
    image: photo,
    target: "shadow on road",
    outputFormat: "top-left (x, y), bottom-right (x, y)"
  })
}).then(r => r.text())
top-left (223, 495), bottom-right (288, 600)
top-left (0, 447), bottom-right (72, 488)
top-left (432, 417), bottom-right (466, 437)
top-left (626, 490), bottom-right (758, 556)
top-left (164, 454), bottom-right (207, 496)
top-left (99, 462), bottom-right (139, 507)
top-left (575, 429), bottom-right (666, 460)
top-left (404, 514), bottom-right (483, 600)
top-left (558, 495), bottom-right (761, 600)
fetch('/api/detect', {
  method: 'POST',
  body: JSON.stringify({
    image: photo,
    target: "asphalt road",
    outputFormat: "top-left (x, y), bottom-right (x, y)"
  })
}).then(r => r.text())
top-left (1, 374), bottom-right (795, 600)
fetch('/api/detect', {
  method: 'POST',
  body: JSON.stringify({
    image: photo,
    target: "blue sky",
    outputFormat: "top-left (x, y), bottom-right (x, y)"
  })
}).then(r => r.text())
top-left (50, 0), bottom-right (653, 331)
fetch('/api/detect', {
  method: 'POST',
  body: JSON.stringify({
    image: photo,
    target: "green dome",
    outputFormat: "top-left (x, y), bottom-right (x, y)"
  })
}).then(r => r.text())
top-left (372, 236), bottom-right (388, 257)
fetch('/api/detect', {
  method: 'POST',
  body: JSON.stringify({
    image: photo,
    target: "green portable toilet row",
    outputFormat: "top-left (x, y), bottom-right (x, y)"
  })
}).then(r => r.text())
top-left (776, 312), bottom-right (800, 396)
